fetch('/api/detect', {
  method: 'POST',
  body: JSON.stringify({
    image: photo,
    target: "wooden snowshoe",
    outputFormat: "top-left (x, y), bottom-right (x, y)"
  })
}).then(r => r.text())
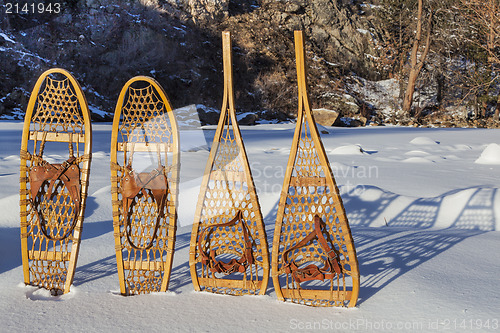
top-left (19, 68), bottom-right (92, 295)
top-left (189, 31), bottom-right (270, 296)
top-left (271, 31), bottom-right (360, 307)
top-left (110, 76), bottom-right (179, 295)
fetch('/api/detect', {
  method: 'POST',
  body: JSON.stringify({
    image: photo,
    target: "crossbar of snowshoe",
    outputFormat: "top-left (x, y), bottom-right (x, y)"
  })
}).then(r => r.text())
top-left (123, 261), bottom-right (165, 271)
top-left (29, 131), bottom-right (84, 143)
top-left (117, 142), bottom-right (174, 152)
top-left (198, 277), bottom-right (262, 290)
top-left (281, 288), bottom-right (352, 300)
top-left (29, 251), bottom-right (71, 261)
top-left (210, 170), bottom-right (247, 183)
top-left (289, 176), bottom-right (326, 187)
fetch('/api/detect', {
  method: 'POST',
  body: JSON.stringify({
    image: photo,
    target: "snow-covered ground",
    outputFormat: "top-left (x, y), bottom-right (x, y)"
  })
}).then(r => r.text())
top-left (1, 120), bottom-right (500, 332)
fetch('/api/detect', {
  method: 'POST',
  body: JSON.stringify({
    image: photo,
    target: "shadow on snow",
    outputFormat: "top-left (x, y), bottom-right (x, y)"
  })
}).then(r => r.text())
top-left (261, 185), bottom-right (496, 304)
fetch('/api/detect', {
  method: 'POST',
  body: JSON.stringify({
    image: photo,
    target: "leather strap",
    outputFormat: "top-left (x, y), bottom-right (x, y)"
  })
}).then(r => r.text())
top-left (282, 215), bottom-right (342, 284)
top-left (29, 156), bottom-right (81, 241)
top-left (198, 210), bottom-right (254, 275)
top-left (121, 165), bottom-right (168, 250)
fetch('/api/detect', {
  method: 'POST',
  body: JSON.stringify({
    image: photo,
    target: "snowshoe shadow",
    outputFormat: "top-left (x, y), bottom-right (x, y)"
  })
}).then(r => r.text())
top-left (354, 186), bottom-right (496, 304)
top-left (80, 220), bottom-right (113, 241)
top-left (344, 185), bottom-right (498, 230)
top-left (355, 227), bottom-right (485, 305)
top-left (0, 227), bottom-right (22, 274)
top-left (73, 255), bottom-right (117, 285)
top-left (168, 228), bottom-right (193, 292)
top-left (168, 261), bottom-right (192, 292)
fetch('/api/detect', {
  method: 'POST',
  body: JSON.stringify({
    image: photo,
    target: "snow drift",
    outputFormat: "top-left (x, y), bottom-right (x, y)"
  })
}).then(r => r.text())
top-left (1, 122), bottom-right (499, 332)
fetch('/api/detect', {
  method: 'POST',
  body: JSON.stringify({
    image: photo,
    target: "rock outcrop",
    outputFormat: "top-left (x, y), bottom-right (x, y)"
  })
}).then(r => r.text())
top-left (0, 0), bottom-right (380, 122)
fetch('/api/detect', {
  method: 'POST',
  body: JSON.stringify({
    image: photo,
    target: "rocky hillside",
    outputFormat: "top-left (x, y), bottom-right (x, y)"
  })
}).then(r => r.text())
top-left (0, 0), bottom-right (383, 124)
top-left (1, 0), bottom-right (497, 127)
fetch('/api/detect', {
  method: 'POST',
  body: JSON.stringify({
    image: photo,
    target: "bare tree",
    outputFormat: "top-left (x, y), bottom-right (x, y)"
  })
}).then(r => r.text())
top-left (402, 0), bottom-right (433, 114)
top-left (460, 0), bottom-right (500, 118)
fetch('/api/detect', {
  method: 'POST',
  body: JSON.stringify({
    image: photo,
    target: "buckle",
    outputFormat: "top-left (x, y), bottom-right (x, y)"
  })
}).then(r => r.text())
top-left (151, 168), bottom-right (162, 178)
top-left (61, 160), bottom-right (71, 169)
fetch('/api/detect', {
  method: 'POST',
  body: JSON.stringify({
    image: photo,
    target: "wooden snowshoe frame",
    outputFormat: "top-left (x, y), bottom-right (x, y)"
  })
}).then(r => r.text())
top-left (271, 31), bottom-right (360, 307)
top-left (110, 76), bottom-right (179, 295)
top-left (189, 31), bottom-right (270, 296)
top-left (19, 68), bottom-right (92, 295)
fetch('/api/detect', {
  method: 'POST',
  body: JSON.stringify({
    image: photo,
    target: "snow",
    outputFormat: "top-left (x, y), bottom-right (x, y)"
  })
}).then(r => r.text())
top-left (172, 26), bottom-right (186, 33)
top-left (410, 136), bottom-right (439, 145)
top-left (236, 112), bottom-right (256, 121)
top-left (0, 32), bottom-right (15, 44)
top-left (0, 45), bottom-right (51, 68)
top-left (88, 105), bottom-right (109, 118)
top-left (1, 121), bottom-right (500, 332)
top-left (405, 149), bottom-right (430, 156)
top-left (347, 77), bottom-right (400, 116)
top-left (475, 143), bottom-right (500, 165)
top-left (331, 144), bottom-right (365, 155)
top-left (401, 156), bottom-right (434, 163)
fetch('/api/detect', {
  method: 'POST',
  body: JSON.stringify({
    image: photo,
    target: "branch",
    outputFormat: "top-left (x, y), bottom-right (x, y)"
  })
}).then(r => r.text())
top-left (458, 73), bottom-right (500, 106)
top-left (416, 6), bottom-right (433, 72)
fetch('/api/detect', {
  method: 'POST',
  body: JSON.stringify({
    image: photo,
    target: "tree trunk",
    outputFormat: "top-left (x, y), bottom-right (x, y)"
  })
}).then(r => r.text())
top-left (436, 57), bottom-right (445, 108)
top-left (402, 0), bottom-right (433, 115)
top-left (403, 70), bottom-right (419, 113)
